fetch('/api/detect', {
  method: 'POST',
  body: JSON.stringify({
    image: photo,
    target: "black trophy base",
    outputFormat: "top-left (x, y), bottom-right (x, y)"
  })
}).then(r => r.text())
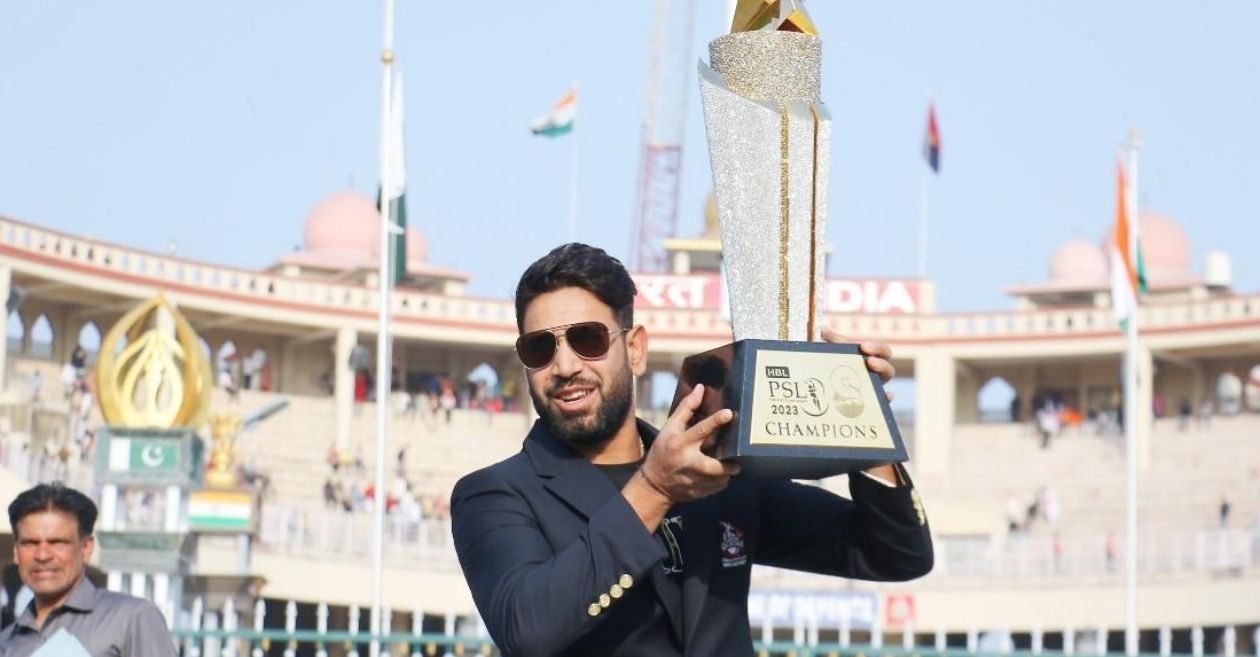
top-left (670, 339), bottom-right (907, 480)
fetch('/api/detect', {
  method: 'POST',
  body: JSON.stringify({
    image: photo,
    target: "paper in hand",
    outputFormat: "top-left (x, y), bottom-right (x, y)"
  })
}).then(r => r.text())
top-left (31, 628), bottom-right (93, 657)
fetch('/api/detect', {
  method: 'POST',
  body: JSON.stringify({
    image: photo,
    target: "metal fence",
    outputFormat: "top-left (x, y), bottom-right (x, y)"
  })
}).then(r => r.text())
top-left (168, 629), bottom-right (1260, 657)
top-left (170, 596), bottom-right (1260, 657)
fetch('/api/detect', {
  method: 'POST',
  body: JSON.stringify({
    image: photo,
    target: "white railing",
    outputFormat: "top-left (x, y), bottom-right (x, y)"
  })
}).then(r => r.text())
top-left (0, 216), bottom-right (520, 334)
top-left (5, 215), bottom-right (1260, 343)
top-left (255, 504), bottom-right (459, 571)
top-left (923, 529), bottom-right (1257, 583)
top-left (255, 503), bottom-right (1259, 587)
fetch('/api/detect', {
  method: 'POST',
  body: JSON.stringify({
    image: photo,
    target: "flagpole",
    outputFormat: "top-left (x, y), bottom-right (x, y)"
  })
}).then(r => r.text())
top-left (917, 166), bottom-right (930, 278)
top-left (1123, 129), bottom-right (1142, 657)
top-left (371, 0), bottom-right (396, 653)
top-left (567, 83), bottom-right (580, 242)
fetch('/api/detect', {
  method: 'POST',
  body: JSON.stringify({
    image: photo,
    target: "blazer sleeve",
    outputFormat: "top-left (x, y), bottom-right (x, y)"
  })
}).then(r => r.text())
top-left (451, 470), bottom-right (668, 657)
top-left (751, 464), bottom-right (933, 581)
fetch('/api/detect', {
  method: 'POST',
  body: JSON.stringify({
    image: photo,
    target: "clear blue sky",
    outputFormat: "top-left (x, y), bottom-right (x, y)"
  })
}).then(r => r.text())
top-left (2, 2), bottom-right (1257, 312)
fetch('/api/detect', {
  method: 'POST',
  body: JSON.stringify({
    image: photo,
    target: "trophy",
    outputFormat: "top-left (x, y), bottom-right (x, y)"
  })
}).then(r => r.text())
top-left (672, 0), bottom-right (906, 479)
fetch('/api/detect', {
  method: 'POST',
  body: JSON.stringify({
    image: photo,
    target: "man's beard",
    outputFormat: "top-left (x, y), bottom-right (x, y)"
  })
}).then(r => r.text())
top-left (530, 368), bottom-right (634, 448)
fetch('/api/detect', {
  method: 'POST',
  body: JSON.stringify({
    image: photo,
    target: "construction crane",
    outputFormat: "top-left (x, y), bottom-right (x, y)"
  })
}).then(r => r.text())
top-left (630, 0), bottom-right (697, 273)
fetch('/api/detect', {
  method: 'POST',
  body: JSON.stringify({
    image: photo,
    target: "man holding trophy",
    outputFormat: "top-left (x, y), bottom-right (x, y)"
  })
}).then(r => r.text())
top-left (451, 2), bottom-right (933, 655)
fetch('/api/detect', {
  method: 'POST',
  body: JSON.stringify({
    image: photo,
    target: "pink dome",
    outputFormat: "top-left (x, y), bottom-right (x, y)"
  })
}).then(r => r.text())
top-left (302, 192), bottom-right (429, 263)
top-left (1101, 211), bottom-right (1191, 281)
top-left (303, 192), bottom-right (380, 253)
top-left (403, 227), bottom-right (428, 263)
top-left (1049, 238), bottom-right (1107, 283)
top-left (367, 225), bottom-right (428, 263)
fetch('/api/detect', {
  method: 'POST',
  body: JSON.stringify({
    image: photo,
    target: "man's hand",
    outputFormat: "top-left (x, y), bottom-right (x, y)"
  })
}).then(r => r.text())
top-left (641, 384), bottom-right (739, 502)
top-left (623, 384), bottom-right (737, 531)
top-left (821, 327), bottom-right (902, 485)
top-left (821, 327), bottom-right (896, 400)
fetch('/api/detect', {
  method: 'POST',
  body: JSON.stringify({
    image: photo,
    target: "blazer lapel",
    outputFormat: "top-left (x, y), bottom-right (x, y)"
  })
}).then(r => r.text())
top-left (680, 501), bottom-right (716, 649)
top-left (525, 419), bottom-right (687, 644)
top-left (524, 421), bottom-right (619, 519)
top-left (650, 553), bottom-right (686, 643)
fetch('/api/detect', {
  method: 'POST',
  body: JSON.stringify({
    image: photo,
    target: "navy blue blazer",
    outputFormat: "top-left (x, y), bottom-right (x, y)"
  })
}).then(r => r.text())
top-left (451, 419), bottom-right (933, 657)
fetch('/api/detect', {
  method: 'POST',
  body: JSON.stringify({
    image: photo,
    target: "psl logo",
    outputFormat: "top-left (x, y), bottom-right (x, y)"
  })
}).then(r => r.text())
top-left (830, 365), bottom-right (866, 419)
top-left (765, 377), bottom-right (828, 417)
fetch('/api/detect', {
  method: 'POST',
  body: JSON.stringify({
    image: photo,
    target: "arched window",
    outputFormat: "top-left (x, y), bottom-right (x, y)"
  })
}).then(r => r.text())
top-left (1245, 364), bottom-right (1260, 413)
top-left (466, 362), bottom-right (500, 410)
top-left (978, 376), bottom-right (1018, 423)
top-left (77, 322), bottom-right (102, 362)
top-left (6, 313), bottom-right (25, 355)
top-left (29, 314), bottom-right (53, 358)
top-left (1217, 371), bottom-right (1243, 415)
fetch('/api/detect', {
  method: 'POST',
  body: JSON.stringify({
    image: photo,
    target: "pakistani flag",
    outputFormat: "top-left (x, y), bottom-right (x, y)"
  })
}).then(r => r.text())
top-left (378, 70), bottom-right (408, 284)
top-left (530, 87), bottom-right (576, 137)
top-left (108, 437), bottom-right (179, 473)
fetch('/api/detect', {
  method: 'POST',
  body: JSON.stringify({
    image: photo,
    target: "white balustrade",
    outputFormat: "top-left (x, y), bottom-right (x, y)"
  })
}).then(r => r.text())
top-left (5, 214), bottom-right (1258, 349)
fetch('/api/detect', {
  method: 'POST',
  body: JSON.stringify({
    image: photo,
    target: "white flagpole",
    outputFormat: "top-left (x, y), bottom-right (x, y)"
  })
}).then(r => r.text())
top-left (371, 0), bottom-right (396, 653)
top-left (917, 167), bottom-right (930, 278)
top-left (567, 83), bottom-right (580, 242)
top-left (1123, 129), bottom-right (1142, 657)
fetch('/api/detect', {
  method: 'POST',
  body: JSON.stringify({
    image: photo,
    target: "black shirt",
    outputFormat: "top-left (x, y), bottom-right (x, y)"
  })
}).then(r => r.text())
top-left (594, 461), bottom-right (641, 491)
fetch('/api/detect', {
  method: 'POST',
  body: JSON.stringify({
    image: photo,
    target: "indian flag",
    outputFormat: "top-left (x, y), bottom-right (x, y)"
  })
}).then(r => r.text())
top-left (188, 490), bottom-right (253, 531)
top-left (1110, 157), bottom-right (1146, 327)
top-left (529, 87), bottom-right (576, 137)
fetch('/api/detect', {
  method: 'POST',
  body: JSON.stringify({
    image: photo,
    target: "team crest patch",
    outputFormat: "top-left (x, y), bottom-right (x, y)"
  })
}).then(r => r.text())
top-left (719, 521), bottom-right (747, 568)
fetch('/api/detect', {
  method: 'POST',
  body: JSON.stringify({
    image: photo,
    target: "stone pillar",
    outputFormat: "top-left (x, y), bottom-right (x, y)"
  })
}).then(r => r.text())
top-left (50, 308), bottom-right (72, 365)
top-left (444, 349), bottom-right (461, 383)
top-left (64, 317), bottom-right (85, 363)
top-left (913, 350), bottom-right (955, 475)
top-left (1189, 362), bottom-right (1206, 408)
top-left (671, 251), bottom-right (691, 275)
top-left (129, 571), bottom-right (147, 599)
top-left (279, 338), bottom-right (303, 394)
top-left (0, 263), bottom-right (9, 390)
top-left (334, 327), bottom-right (357, 450)
top-left (954, 367), bottom-right (979, 424)
top-left (1138, 345), bottom-right (1154, 468)
top-left (1009, 369), bottom-right (1037, 424)
top-left (18, 309), bottom-right (32, 356)
top-left (1077, 366), bottom-right (1090, 417)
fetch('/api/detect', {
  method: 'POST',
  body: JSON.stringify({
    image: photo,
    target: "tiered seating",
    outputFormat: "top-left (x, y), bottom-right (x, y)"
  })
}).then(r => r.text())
top-left (228, 389), bottom-right (528, 513)
top-left (7, 366), bottom-right (1253, 558)
top-left (911, 416), bottom-right (1260, 539)
top-left (232, 383), bottom-right (1259, 539)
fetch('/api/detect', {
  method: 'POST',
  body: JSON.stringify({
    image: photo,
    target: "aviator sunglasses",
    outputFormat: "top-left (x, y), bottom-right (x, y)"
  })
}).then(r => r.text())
top-left (515, 321), bottom-right (630, 370)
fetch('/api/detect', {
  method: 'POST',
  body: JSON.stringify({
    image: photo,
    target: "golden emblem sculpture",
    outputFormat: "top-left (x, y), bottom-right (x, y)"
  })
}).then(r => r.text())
top-left (97, 294), bottom-right (213, 430)
top-left (205, 412), bottom-right (243, 488)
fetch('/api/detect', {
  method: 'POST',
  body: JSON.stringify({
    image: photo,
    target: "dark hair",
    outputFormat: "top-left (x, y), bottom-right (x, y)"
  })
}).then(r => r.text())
top-left (8, 483), bottom-right (98, 539)
top-left (514, 243), bottom-right (637, 332)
